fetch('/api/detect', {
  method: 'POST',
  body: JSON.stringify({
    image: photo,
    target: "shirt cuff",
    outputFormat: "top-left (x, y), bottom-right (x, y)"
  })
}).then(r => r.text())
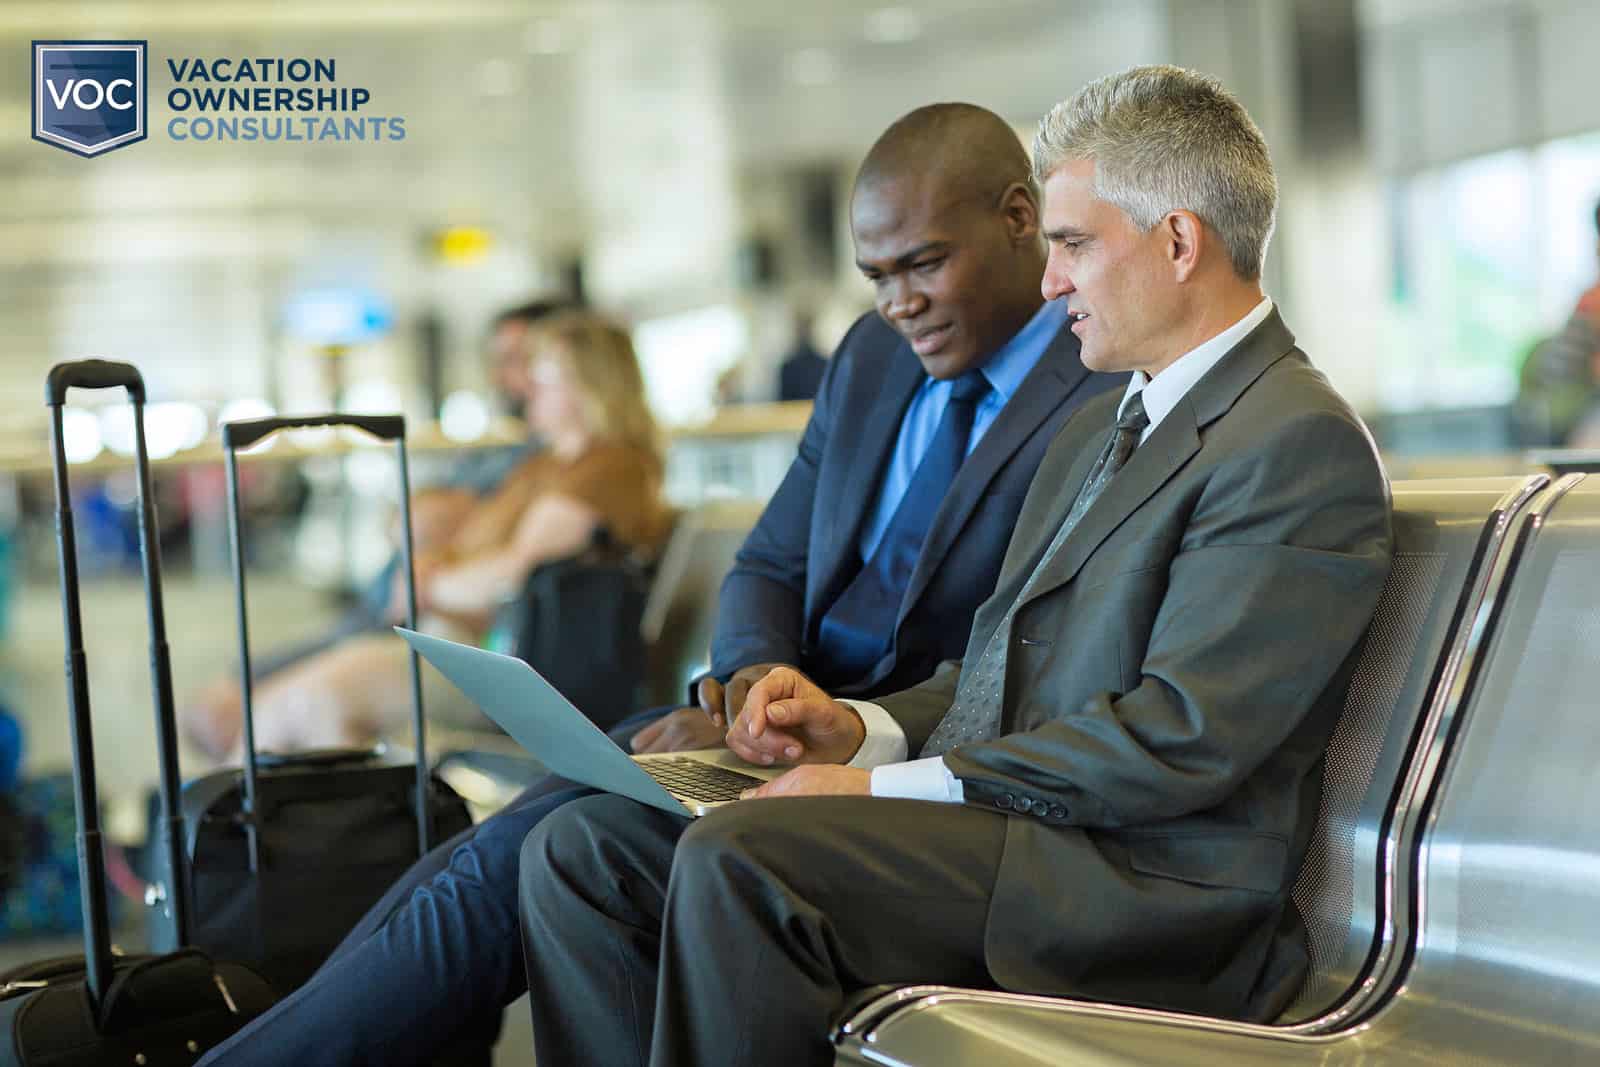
top-left (869, 756), bottom-right (966, 804)
top-left (838, 699), bottom-right (906, 769)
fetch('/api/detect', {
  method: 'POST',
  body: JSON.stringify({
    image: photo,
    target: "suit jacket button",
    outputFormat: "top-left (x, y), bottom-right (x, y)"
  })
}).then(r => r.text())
top-left (997, 794), bottom-right (1014, 810)
top-left (1017, 797), bottom-right (1036, 814)
top-left (1050, 805), bottom-right (1067, 819)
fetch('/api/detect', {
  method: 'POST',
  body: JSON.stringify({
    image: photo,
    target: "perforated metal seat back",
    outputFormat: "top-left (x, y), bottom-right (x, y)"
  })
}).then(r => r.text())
top-left (1372, 475), bottom-right (1600, 1062)
top-left (1279, 480), bottom-right (1527, 1022)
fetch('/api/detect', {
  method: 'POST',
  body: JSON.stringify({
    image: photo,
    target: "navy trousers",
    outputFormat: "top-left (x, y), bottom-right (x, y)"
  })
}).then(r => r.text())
top-left (197, 707), bottom-right (666, 1066)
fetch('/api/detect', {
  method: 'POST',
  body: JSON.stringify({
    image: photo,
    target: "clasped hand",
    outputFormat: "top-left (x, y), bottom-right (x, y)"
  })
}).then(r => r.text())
top-left (628, 661), bottom-right (786, 755)
top-left (629, 663), bottom-right (873, 797)
top-left (724, 667), bottom-right (871, 798)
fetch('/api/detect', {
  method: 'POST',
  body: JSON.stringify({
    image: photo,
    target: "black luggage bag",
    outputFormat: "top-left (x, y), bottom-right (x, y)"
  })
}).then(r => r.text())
top-left (146, 414), bottom-right (472, 995)
top-left (0, 360), bottom-right (276, 1065)
top-left (494, 542), bottom-right (652, 731)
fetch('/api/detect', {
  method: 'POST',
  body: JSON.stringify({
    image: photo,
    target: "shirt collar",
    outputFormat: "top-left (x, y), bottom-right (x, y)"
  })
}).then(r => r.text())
top-left (1119, 296), bottom-right (1274, 435)
top-left (980, 298), bottom-right (1067, 403)
top-left (918, 298), bottom-right (1065, 403)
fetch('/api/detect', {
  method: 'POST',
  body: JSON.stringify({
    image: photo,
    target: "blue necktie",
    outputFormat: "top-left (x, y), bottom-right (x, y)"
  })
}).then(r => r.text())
top-left (815, 370), bottom-right (992, 685)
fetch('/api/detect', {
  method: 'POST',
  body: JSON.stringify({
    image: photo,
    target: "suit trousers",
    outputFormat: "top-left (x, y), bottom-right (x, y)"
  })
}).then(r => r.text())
top-left (197, 707), bottom-right (666, 1067)
top-left (519, 791), bottom-right (1009, 1067)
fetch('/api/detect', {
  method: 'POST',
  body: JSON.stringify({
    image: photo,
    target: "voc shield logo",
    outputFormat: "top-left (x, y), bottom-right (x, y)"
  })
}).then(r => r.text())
top-left (32, 41), bottom-right (147, 157)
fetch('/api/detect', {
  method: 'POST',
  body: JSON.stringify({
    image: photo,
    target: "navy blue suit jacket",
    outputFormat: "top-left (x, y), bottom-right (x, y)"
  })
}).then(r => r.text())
top-left (709, 310), bottom-right (1125, 699)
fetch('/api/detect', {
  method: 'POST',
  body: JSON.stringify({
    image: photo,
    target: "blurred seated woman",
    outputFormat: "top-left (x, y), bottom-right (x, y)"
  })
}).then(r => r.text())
top-left (181, 311), bottom-right (672, 760)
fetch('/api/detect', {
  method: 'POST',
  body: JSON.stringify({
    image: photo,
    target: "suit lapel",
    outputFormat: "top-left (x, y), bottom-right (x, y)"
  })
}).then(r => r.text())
top-left (1017, 308), bottom-right (1299, 608)
top-left (1017, 405), bottom-right (1200, 606)
top-left (959, 406), bottom-right (1107, 654)
top-left (814, 339), bottom-right (925, 595)
top-left (1004, 393), bottom-right (1112, 583)
top-left (896, 323), bottom-right (1089, 620)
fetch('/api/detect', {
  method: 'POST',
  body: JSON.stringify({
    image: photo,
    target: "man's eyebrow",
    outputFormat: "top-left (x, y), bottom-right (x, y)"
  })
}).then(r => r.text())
top-left (1042, 226), bottom-right (1089, 242)
top-left (856, 241), bottom-right (951, 272)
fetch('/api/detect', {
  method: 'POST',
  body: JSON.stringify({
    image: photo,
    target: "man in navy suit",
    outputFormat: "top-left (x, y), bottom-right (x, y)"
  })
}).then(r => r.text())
top-left (200, 101), bottom-right (1122, 1067)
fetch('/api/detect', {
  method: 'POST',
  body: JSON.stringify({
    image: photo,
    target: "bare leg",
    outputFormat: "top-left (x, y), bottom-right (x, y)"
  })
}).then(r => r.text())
top-left (178, 613), bottom-right (385, 762)
top-left (406, 489), bottom-right (479, 554)
top-left (180, 649), bottom-right (384, 762)
top-left (225, 635), bottom-right (413, 758)
top-left (179, 676), bottom-right (245, 761)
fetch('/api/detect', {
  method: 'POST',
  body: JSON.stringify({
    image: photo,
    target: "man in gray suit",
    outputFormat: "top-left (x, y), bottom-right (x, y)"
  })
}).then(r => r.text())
top-left (198, 104), bottom-right (1120, 1067)
top-left (518, 66), bottom-right (1393, 1067)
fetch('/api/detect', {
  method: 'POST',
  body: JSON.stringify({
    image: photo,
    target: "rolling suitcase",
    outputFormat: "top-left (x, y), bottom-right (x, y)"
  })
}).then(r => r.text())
top-left (0, 360), bottom-right (275, 1065)
top-left (146, 413), bottom-right (472, 995)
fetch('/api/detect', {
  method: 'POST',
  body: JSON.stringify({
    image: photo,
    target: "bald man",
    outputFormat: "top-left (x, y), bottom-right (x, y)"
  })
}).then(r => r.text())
top-left (199, 103), bottom-right (1122, 1067)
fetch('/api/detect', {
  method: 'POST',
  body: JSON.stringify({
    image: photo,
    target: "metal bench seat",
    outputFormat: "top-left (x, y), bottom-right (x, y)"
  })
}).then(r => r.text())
top-left (835, 475), bottom-right (1559, 1066)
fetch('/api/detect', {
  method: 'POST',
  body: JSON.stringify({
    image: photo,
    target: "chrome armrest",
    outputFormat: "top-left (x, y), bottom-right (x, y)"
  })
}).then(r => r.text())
top-left (835, 989), bottom-right (1353, 1067)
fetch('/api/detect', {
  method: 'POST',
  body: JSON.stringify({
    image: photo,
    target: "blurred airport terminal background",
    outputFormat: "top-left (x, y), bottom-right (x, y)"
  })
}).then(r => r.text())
top-left (0, 3), bottom-right (1596, 1057)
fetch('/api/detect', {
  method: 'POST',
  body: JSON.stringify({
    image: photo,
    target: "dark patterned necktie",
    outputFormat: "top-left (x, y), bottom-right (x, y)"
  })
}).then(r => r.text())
top-left (920, 391), bottom-right (1150, 758)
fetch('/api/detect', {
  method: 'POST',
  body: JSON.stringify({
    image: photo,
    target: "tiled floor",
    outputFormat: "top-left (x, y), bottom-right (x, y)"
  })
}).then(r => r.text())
top-left (0, 572), bottom-right (535, 1065)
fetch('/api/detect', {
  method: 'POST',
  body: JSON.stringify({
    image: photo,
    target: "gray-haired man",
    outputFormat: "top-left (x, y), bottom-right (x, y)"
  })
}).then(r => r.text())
top-left (518, 65), bottom-right (1393, 1067)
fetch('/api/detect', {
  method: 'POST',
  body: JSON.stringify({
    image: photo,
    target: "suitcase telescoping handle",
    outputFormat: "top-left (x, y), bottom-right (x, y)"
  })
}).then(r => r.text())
top-left (46, 359), bottom-right (147, 406)
top-left (46, 359), bottom-right (189, 1014)
top-left (219, 413), bottom-right (433, 861)
top-left (220, 412), bottom-right (403, 451)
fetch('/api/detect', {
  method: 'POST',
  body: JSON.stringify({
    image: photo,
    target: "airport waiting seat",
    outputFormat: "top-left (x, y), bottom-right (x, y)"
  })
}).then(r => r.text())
top-left (834, 475), bottom-right (1559, 1066)
top-left (639, 499), bottom-right (765, 707)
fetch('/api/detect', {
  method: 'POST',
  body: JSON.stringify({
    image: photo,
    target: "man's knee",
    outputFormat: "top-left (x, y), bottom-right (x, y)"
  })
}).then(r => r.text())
top-left (672, 800), bottom-right (806, 892)
top-left (672, 798), bottom-right (878, 912)
top-left (520, 793), bottom-right (641, 894)
top-left (679, 797), bottom-right (855, 866)
top-left (520, 798), bottom-right (587, 889)
top-left (444, 791), bottom-right (570, 901)
top-left (677, 801), bottom-right (764, 860)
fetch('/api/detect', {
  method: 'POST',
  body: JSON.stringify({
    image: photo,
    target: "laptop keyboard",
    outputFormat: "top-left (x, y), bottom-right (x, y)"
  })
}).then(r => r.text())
top-left (642, 757), bottom-right (769, 802)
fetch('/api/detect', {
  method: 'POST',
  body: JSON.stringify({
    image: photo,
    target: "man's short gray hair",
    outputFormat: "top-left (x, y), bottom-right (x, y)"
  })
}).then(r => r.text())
top-left (1033, 65), bottom-right (1277, 281)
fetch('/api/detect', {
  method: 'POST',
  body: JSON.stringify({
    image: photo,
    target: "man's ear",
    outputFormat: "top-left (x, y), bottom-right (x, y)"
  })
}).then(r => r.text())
top-left (998, 182), bottom-right (1040, 243)
top-left (1164, 209), bottom-right (1205, 282)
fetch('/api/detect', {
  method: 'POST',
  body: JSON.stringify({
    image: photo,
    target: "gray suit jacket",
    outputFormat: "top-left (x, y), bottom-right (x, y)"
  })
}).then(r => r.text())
top-left (877, 309), bottom-right (1393, 1021)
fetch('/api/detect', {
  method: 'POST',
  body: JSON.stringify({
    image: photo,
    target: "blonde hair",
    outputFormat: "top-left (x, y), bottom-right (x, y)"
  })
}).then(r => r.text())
top-left (1033, 65), bottom-right (1277, 281)
top-left (526, 311), bottom-right (662, 464)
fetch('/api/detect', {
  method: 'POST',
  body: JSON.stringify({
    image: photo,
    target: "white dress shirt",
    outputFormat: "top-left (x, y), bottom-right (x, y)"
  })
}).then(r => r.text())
top-left (852, 297), bottom-right (1276, 803)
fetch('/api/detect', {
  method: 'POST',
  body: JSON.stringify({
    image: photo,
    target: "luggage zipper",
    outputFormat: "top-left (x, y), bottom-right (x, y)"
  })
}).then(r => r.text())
top-left (211, 972), bottom-right (239, 1014)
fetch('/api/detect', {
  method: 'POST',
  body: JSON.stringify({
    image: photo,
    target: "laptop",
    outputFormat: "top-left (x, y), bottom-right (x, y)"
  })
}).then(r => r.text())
top-left (395, 627), bottom-right (782, 817)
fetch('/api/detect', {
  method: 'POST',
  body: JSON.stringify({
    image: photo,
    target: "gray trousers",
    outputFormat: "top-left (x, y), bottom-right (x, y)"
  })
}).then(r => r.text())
top-left (518, 792), bottom-right (1008, 1067)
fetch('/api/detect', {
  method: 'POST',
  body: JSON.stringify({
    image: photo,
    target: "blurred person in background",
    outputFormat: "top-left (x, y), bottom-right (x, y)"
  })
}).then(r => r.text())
top-left (777, 307), bottom-right (828, 401)
top-left (179, 299), bottom-right (570, 754)
top-left (401, 298), bottom-right (575, 541)
top-left (1514, 199), bottom-right (1600, 445)
top-left (182, 310), bottom-right (672, 759)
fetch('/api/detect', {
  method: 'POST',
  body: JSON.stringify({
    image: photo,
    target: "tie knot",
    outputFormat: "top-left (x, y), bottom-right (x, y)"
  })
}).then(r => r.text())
top-left (947, 370), bottom-right (991, 406)
top-left (1117, 392), bottom-right (1150, 434)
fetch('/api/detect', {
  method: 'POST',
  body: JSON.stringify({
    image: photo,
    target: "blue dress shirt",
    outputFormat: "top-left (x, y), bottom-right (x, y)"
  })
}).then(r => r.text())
top-left (857, 299), bottom-right (1067, 562)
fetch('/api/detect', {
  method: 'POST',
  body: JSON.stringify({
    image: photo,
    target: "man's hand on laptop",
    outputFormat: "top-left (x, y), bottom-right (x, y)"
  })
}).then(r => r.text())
top-left (695, 663), bottom-right (792, 729)
top-left (629, 709), bottom-right (726, 754)
top-left (629, 662), bottom-right (806, 755)
top-left (738, 764), bottom-right (871, 799)
top-left (726, 666), bottom-right (865, 767)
